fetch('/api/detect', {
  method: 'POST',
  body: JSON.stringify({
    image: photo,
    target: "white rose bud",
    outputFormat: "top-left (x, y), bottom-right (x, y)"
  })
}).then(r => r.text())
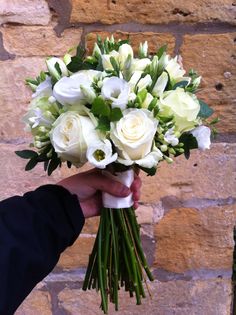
top-left (86, 140), bottom-right (118, 169)
top-left (50, 111), bottom-right (100, 166)
top-left (46, 57), bottom-right (68, 81)
top-left (159, 88), bottom-right (200, 132)
top-left (165, 56), bottom-right (185, 82)
top-left (131, 58), bottom-right (151, 71)
top-left (102, 50), bottom-right (120, 70)
top-left (190, 126), bottom-right (211, 150)
top-left (138, 41), bottom-right (148, 58)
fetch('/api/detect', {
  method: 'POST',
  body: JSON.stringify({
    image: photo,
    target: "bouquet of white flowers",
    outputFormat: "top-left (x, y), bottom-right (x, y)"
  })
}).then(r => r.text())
top-left (16, 35), bottom-right (216, 313)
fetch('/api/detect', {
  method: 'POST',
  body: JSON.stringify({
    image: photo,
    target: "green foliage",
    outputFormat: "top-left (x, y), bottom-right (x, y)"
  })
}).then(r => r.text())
top-left (178, 133), bottom-right (198, 159)
top-left (156, 44), bottom-right (167, 59)
top-left (110, 108), bottom-right (123, 122)
top-left (138, 165), bottom-right (157, 176)
top-left (96, 116), bottom-right (110, 132)
top-left (91, 97), bottom-right (111, 117)
top-left (172, 81), bottom-right (189, 90)
top-left (198, 100), bottom-right (214, 118)
top-left (15, 150), bottom-right (38, 159)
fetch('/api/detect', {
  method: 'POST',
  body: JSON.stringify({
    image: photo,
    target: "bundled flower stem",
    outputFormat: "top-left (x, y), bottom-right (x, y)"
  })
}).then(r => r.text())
top-left (82, 205), bottom-right (154, 313)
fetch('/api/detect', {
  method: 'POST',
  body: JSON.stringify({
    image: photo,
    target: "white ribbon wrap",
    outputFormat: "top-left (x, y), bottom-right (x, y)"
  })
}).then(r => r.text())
top-left (102, 169), bottom-right (134, 209)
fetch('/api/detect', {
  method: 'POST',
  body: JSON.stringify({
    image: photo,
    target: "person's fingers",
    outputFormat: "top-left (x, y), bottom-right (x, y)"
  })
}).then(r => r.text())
top-left (86, 172), bottom-right (131, 197)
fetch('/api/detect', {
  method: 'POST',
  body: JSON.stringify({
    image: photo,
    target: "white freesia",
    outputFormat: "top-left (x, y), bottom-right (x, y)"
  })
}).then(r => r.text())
top-left (110, 108), bottom-right (159, 167)
top-left (53, 70), bottom-right (100, 106)
top-left (159, 88), bottom-right (200, 132)
top-left (118, 43), bottom-right (134, 68)
top-left (190, 126), bottom-right (211, 150)
top-left (87, 140), bottom-right (118, 169)
top-left (131, 58), bottom-right (151, 71)
top-left (165, 56), bottom-right (185, 82)
top-left (128, 71), bottom-right (142, 91)
top-left (152, 72), bottom-right (168, 97)
top-left (142, 93), bottom-right (153, 109)
top-left (136, 74), bottom-right (152, 91)
top-left (102, 50), bottom-right (120, 70)
top-left (50, 111), bottom-right (100, 166)
top-left (138, 41), bottom-right (148, 58)
top-left (101, 77), bottom-right (130, 110)
top-left (32, 77), bottom-right (52, 99)
top-left (23, 107), bottom-right (54, 129)
top-left (46, 57), bottom-right (68, 80)
top-left (164, 127), bottom-right (179, 146)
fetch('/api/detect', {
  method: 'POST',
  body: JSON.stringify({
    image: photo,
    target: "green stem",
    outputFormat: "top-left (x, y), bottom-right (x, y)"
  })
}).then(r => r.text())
top-left (98, 215), bottom-right (108, 313)
top-left (110, 209), bottom-right (119, 310)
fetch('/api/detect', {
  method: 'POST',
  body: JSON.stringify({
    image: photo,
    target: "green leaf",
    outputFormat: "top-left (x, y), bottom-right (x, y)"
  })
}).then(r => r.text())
top-left (15, 150), bottom-right (38, 159)
top-left (172, 80), bottom-right (189, 90)
top-left (47, 157), bottom-right (61, 176)
top-left (76, 45), bottom-right (86, 59)
top-left (25, 158), bottom-right (38, 171)
top-left (44, 160), bottom-right (49, 172)
top-left (156, 44), bottom-right (167, 59)
top-left (209, 117), bottom-right (220, 125)
top-left (138, 165), bottom-right (157, 176)
top-left (198, 100), bottom-right (214, 118)
top-left (96, 117), bottom-right (110, 132)
top-left (179, 133), bottom-right (198, 159)
top-left (67, 56), bottom-right (94, 72)
top-left (148, 98), bottom-right (158, 111)
top-left (55, 62), bottom-right (62, 76)
top-left (110, 108), bottom-right (123, 122)
top-left (91, 97), bottom-right (110, 117)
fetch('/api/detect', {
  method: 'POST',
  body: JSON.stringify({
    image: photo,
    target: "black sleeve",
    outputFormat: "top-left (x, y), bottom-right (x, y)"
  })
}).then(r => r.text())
top-left (0, 184), bottom-right (85, 315)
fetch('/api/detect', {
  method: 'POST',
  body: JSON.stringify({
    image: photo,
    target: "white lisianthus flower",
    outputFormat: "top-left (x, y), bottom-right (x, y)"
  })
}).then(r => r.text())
top-left (32, 77), bottom-right (52, 99)
top-left (152, 72), bottom-right (168, 97)
top-left (110, 108), bottom-right (160, 168)
top-left (190, 126), bottom-right (211, 150)
top-left (159, 88), bottom-right (200, 132)
top-left (101, 77), bottom-right (130, 110)
top-left (136, 74), bottom-right (152, 91)
top-left (46, 57), bottom-right (69, 81)
top-left (50, 111), bottom-right (100, 166)
top-left (164, 127), bottom-right (179, 146)
top-left (53, 70), bottom-right (100, 106)
top-left (165, 56), bottom-right (185, 82)
top-left (131, 58), bottom-right (151, 71)
top-left (86, 140), bottom-right (118, 169)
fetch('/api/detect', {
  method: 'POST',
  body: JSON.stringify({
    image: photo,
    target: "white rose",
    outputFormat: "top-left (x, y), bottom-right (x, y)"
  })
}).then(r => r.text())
top-left (53, 70), bottom-right (100, 106)
top-left (86, 140), bottom-right (118, 169)
top-left (32, 77), bottom-right (52, 99)
top-left (190, 126), bottom-right (211, 150)
top-left (101, 77), bottom-right (130, 110)
top-left (159, 88), bottom-right (200, 132)
top-left (46, 57), bottom-right (69, 80)
top-left (110, 108), bottom-right (160, 168)
top-left (50, 111), bottom-right (100, 166)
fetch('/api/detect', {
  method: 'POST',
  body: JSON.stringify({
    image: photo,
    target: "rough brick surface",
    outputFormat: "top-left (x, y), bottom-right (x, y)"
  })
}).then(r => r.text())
top-left (57, 279), bottom-right (231, 314)
top-left (140, 143), bottom-right (236, 202)
top-left (0, 57), bottom-right (46, 140)
top-left (70, 0), bottom-right (236, 25)
top-left (1, 25), bottom-right (82, 57)
top-left (15, 290), bottom-right (52, 315)
top-left (180, 33), bottom-right (236, 133)
top-left (154, 205), bottom-right (236, 273)
top-left (0, 0), bottom-right (50, 26)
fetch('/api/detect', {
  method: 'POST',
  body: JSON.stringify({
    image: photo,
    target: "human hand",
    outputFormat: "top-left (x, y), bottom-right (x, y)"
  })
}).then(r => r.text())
top-left (58, 169), bottom-right (142, 218)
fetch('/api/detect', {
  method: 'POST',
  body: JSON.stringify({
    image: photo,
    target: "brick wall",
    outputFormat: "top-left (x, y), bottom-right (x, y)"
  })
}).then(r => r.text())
top-left (0, 1), bottom-right (235, 314)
